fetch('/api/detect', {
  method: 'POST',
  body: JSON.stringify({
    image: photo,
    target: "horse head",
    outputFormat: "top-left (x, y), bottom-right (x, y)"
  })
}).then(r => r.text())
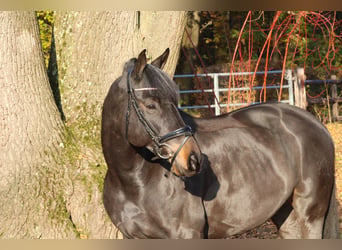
top-left (116, 49), bottom-right (203, 177)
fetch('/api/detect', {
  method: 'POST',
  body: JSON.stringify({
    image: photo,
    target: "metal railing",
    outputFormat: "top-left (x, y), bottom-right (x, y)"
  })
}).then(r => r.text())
top-left (174, 69), bottom-right (294, 116)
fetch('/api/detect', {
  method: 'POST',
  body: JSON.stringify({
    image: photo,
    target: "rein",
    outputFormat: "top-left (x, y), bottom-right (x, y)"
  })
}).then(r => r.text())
top-left (125, 68), bottom-right (194, 168)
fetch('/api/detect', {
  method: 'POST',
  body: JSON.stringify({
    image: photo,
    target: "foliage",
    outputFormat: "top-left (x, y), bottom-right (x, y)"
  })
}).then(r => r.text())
top-left (187, 11), bottom-right (342, 76)
top-left (176, 11), bottom-right (342, 120)
top-left (36, 11), bottom-right (54, 67)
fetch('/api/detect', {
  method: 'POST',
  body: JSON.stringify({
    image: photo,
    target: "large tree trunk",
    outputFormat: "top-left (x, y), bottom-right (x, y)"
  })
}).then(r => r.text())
top-left (54, 11), bottom-right (187, 122)
top-left (50, 11), bottom-right (187, 238)
top-left (0, 11), bottom-right (75, 238)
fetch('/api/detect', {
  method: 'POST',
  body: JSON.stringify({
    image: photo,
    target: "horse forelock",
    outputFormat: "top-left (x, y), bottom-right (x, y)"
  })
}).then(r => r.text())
top-left (121, 57), bottom-right (178, 104)
top-left (142, 65), bottom-right (179, 104)
top-left (123, 58), bottom-right (137, 75)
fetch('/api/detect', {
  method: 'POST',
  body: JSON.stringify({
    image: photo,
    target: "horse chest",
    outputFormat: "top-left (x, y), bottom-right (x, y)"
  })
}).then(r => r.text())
top-left (106, 172), bottom-right (206, 238)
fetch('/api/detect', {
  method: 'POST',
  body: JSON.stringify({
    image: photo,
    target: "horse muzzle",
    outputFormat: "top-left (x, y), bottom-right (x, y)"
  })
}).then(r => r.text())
top-left (187, 151), bottom-right (202, 174)
top-left (174, 141), bottom-right (203, 177)
top-left (152, 125), bottom-right (203, 177)
top-left (163, 137), bottom-right (203, 177)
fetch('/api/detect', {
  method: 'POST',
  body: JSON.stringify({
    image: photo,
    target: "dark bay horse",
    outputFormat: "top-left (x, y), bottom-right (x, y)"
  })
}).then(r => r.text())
top-left (101, 49), bottom-right (339, 238)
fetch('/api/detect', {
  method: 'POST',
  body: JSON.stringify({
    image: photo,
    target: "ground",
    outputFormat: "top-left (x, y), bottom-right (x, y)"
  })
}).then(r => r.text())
top-left (228, 122), bottom-right (342, 239)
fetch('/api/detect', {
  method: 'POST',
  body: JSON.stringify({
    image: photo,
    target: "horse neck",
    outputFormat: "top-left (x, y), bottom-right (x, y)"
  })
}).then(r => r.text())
top-left (104, 130), bottom-right (164, 186)
top-left (102, 80), bottom-right (165, 185)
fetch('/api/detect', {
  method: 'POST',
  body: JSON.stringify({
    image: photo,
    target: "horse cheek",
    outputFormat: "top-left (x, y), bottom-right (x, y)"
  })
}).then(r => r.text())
top-left (126, 115), bottom-right (150, 147)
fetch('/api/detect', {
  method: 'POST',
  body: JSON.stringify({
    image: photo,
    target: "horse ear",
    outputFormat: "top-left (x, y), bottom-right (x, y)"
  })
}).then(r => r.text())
top-left (151, 48), bottom-right (169, 69)
top-left (132, 49), bottom-right (147, 80)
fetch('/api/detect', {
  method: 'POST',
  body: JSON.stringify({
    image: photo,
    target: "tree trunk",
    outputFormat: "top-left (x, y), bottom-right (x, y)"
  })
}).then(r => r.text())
top-left (50, 11), bottom-right (187, 239)
top-left (54, 11), bottom-right (187, 122)
top-left (0, 11), bottom-right (74, 238)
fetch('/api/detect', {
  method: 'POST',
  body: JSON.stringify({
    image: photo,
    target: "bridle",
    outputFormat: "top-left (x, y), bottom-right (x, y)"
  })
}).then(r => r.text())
top-left (125, 68), bottom-right (197, 168)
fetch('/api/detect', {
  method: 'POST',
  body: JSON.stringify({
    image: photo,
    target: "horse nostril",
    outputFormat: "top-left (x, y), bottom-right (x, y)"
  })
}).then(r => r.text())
top-left (188, 153), bottom-right (199, 172)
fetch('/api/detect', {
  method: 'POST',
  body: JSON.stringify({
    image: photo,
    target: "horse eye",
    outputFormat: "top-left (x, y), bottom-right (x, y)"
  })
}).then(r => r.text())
top-left (146, 103), bottom-right (157, 110)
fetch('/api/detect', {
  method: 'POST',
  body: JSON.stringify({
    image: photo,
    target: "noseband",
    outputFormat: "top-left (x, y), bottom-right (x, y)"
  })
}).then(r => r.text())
top-left (125, 69), bottom-right (195, 167)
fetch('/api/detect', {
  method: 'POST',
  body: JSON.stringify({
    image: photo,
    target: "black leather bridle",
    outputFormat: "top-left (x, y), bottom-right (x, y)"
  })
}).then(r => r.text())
top-left (125, 68), bottom-right (196, 167)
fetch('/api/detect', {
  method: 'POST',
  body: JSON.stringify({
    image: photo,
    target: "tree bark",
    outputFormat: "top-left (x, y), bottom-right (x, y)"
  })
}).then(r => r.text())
top-left (0, 11), bottom-right (73, 238)
top-left (54, 11), bottom-right (187, 122)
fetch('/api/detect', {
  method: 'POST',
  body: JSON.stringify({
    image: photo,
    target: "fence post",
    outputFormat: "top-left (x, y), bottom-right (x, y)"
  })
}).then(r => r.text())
top-left (213, 74), bottom-right (220, 116)
top-left (294, 67), bottom-right (307, 109)
top-left (331, 75), bottom-right (338, 122)
top-left (286, 69), bottom-right (294, 105)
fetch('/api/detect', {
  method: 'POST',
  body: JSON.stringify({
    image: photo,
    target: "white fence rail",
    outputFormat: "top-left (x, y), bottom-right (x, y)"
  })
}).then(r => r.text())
top-left (174, 69), bottom-right (294, 116)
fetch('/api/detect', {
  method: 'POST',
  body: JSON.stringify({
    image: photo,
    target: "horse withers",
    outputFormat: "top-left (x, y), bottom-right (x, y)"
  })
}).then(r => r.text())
top-left (101, 49), bottom-right (339, 238)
